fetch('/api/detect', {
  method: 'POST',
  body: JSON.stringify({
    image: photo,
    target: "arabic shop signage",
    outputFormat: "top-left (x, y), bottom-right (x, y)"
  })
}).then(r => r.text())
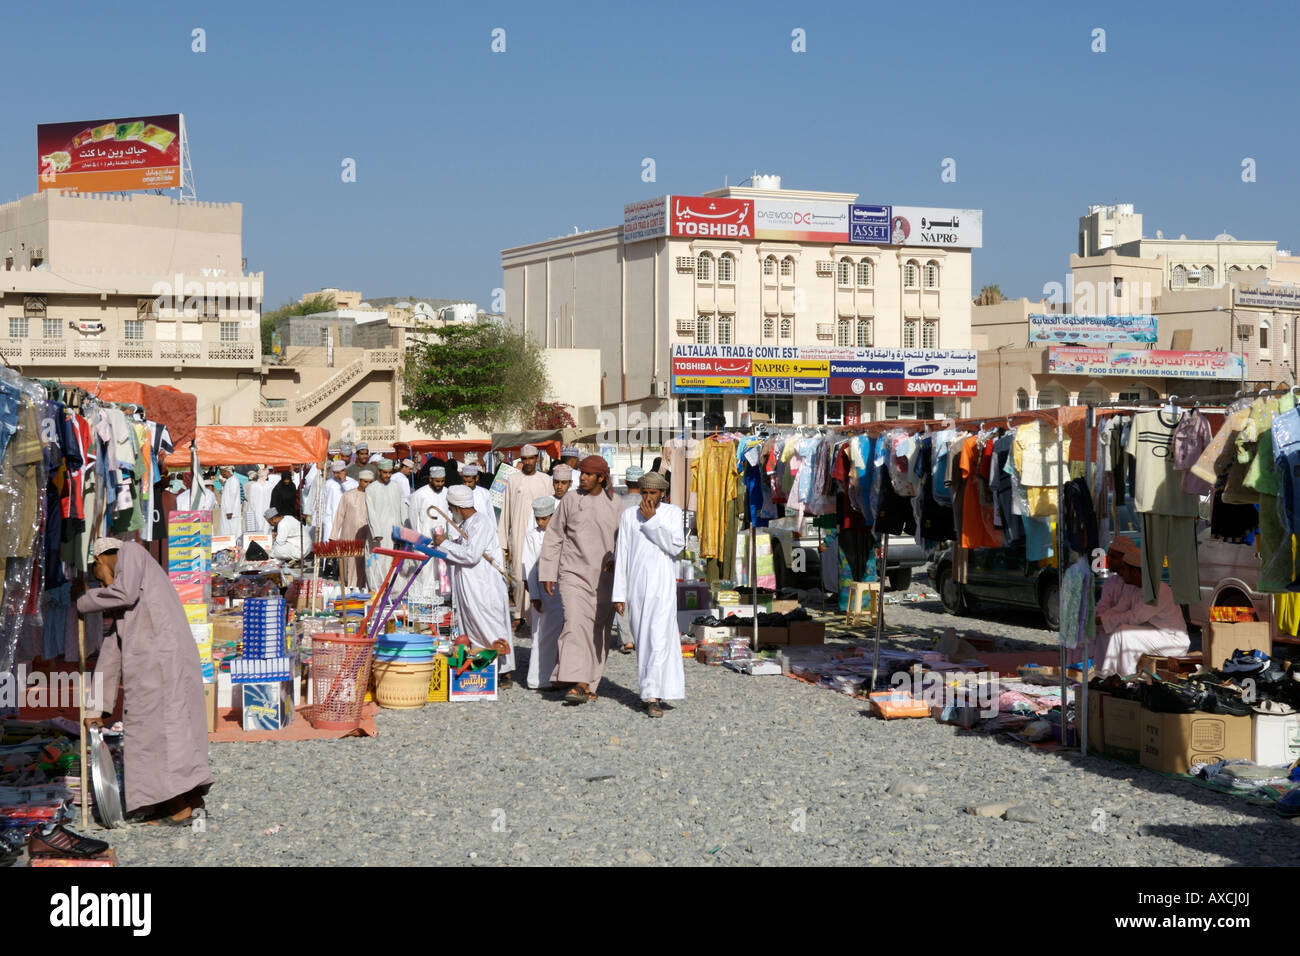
top-left (1046, 347), bottom-right (1245, 380)
top-left (1234, 284), bottom-right (1300, 311)
top-left (1028, 313), bottom-right (1158, 344)
top-left (875, 206), bottom-right (983, 249)
top-left (753, 199), bottom-right (850, 242)
top-left (38, 114), bottom-right (182, 192)
top-left (671, 344), bottom-right (978, 396)
top-left (850, 204), bottom-right (892, 244)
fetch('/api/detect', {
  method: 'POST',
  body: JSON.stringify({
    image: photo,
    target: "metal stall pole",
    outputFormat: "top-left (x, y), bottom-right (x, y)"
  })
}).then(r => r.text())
top-left (1081, 405), bottom-right (1094, 757)
top-left (77, 618), bottom-right (88, 830)
top-left (871, 532), bottom-right (887, 692)
top-left (1056, 414), bottom-right (1068, 746)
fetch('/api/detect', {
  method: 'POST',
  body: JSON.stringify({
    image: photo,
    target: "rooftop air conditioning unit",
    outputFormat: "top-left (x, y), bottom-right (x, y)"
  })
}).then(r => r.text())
top-left (675, 317), bottom-right (696, 336)
top-left (1237, 325), bottom-right (1254, 340)
top-left (675, 256), bottom-right (696, 272)
top-left (656, 381), bottom-right (669, 398)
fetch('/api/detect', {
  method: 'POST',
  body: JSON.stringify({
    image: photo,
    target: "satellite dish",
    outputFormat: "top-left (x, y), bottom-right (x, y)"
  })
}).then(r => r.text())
top-left (1156, 230), bottom-right (1163, 239)
top-left (413, 302), bottom-right (436, 319)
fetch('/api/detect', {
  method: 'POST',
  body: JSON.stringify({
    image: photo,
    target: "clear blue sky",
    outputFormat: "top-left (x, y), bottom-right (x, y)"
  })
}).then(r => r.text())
top-left (5, 0), bottom-right (1296, 309)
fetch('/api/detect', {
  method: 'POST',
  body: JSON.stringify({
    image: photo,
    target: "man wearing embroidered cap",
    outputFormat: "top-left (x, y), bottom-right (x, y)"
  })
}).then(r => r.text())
top-left (393, 458), bottom-right (415, 508)
top-left (330, 470), bottom-right (373, 589)
top-left (460, 463), bottom-right (494, 517)
top-left (499, 444), bottom-right (553, 629)
top-left (407, 466), bottom-right (450, 602)
top-left (523, 495), bottom-right (563, 689)
top-left (539, 454), bottom-right (624, 703)
top-left (613, 471), bottom-right (685, 717)
top-left (321, 460), bottom-right (348, 544)
top-left (77, 538), bottom-right (213, 824)
top-left (434, 485), bottom-right (515, 685)
top-left (215, 465), bottom-right (243, 538)
top-left (560, 446), bottom-right (581, 470)
top-left (345, 441), bottom-right (372, 481)
top-left (551, 463), bottom-right (573, 500)
top-left (365, 458), bottom-right (405, 591)
top-left (266, 506), bottom-right (313, 562)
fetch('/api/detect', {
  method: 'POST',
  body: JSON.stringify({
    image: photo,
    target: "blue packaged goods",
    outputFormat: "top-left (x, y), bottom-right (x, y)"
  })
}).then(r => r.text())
top-left (238, 682), bottom-right (293, 731)
top-left (230, 657), bottom-right (293, 683)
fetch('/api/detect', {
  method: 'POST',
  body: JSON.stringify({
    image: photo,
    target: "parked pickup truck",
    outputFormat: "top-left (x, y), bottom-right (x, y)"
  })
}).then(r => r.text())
top-left (766, 515), bottom-right (927, 591)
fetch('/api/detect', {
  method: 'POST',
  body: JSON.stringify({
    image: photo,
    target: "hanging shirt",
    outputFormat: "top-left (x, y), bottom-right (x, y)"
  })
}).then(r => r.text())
top-left (1126, 410), bottom-right (1199, 517)
top-left (959, 436), bottom-right (1001, 549)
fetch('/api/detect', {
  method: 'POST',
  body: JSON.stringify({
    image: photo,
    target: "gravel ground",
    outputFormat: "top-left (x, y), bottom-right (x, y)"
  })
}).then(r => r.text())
top-left (101, 574), bottom-right (1300, 867)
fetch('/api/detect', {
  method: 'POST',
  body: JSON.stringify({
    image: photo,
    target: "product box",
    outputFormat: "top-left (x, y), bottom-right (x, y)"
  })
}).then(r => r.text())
top-left (427, 654), bottom-right (449, 703)
top-left (770, 599), bottom-right (801, 615)
top-left (1085, 689), bottom-right (1107, 753)
top-left (217, 671), bottom-right (233, 709)
top-left (168, 531), bottom-right (212, 550)
top-left (195, 641), bottom-right (215, 682)
top-left (787, 621), bottom-right (826, 646)
top-left (238, 681), bottom-right (294, 731)
top-left (733, 624), bottom-right (789, 647)
top-left (1252, 712), bottom-right (1300, 766)
top-left (1203, 621), bottom-right (1271, 672)
top-left (1135, 654), bottom-right (1200, 681)
top-left (448, 660), bottom-right (497, 702)
top-left (677, 583), bottom-right (711, 612)
top-left (167, 551), bottom-right (211, 572)
top-left (168, 571), bottom-right (211, 604)
top-left (676, 610), bottom-right (703, 637)
top-left (1103, 696), bottom-right (1143, 762)
top-left (202, 682), bottom-right (218, 733)
top-left (168, 510), bottom-right (213, 526)
top-left (1139, 708), bottom-right (1252, 775)
top-left (691, 624), bottom-right (734, 644)
top-left (211, 535), bottom-right (237, 554)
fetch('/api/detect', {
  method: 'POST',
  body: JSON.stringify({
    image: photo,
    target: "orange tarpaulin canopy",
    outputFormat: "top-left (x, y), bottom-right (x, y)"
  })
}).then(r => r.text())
top-left (166, 426), bottom-right (331, 469)
top-left (66, 380), bottom-right (198, 448)
top-left (395, 439), bottom-right (492, 458)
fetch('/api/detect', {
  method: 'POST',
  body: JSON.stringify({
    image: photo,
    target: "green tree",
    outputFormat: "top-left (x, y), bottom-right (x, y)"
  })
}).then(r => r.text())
top-left (402, 323), bottom-right (550, 433)
top-left (260, 293), bottom-right (336, 355)
top-left (973, 284), bottom-right (1004, 306)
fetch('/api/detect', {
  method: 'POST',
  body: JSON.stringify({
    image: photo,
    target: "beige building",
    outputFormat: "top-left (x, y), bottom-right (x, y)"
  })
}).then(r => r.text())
top-left (0, 189), bottom-right (262, 423)
top-left (503, 180), bottom-right (978, 428)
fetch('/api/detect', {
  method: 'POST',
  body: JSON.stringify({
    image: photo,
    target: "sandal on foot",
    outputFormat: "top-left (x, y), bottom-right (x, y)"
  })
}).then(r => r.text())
top-left (619, 643), bottom-right (634, 655)
top-left (564, 686), bottom-right (587, 706)
top-left (28, 824), bottom-right (110, 858)
top-left (145, 811), bottom-right (195, 828)
top-left (645, 700), bottom-right (664, 718)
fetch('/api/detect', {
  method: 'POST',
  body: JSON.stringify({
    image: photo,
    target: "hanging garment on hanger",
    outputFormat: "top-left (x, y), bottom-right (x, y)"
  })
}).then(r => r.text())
top-left (1126, 409), bottom-right (1200, 605)
top-left (1190, 407), bottom-right (1250, 490)
top-left (1172, 409), bottom-right (1214, 497)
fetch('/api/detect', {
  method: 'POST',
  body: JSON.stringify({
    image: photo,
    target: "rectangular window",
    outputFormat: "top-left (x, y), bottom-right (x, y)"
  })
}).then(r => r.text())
top-left (922, 321), bottom-right (938, 349)
top-left (780, 258), bottom-right (793, 279)
top-left (817, 399), bottom-right (846, 426)
top-left (718, 256), bottom-right (734, 283)
top-left (679, 398), bottom-right (724, 432)
top-left (749, 397), bottom-right (794, 424)
top-left (203, 298), bottom-right (220, 318)
top-left (265, 398), bottom-right (287, 408)
top-left (42, 317), bottom-right (63, 339)
top-left (717, 314), bottom-right (733, 345)
top-left (352, 401), bottom-right (380, 427)
top-left (903, 321), bottom-right (918, 348)
top-left (836, 321), bottom-right (852, 346)
top-left (1113, 277), bottom-right (1124, 298)
top-left (9, 317), bottom-right (29, 338)
top-left (884, 398), bottom-right (934, 420)
top-left (124, 320), bottom-right (144, 341)
top-left (856, 320), bottom-right (872, 347)
top-left (219, 321), bottom-right (240, 342)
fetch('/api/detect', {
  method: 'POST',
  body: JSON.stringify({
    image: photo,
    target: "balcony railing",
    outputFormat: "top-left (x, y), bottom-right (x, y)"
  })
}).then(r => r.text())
top-left (0, 337), bottom-right (259, 367)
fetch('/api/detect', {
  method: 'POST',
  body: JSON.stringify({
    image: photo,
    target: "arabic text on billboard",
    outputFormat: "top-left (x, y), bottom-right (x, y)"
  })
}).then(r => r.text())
top-left (668, 196), bottom-right (754, 239)
top-left (669, 345), bottom-right (977, 396)
top-left (1235, 285), bottom-right (1300, 310)
top-left (879, 206), bottom-right (983, 249)
top-left (38, 114), bottom-right (182, 192)
top-left (1046, 347), bottom-right (1244, 381)
top-left (753, 199), bottom-right (850, 242)
top-left (1028, 313), bottom-right (1158, 344)
top-left (623, 196), bottom-right (668, 243)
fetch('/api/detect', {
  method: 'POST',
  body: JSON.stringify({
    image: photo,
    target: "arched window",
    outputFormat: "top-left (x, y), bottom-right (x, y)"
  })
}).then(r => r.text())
top-left (696, 314), bottom-right (711, 344)
top-left (1015, 388), bottom-right (1030, 412)
top-left (1171, 265), bottom-right (1187, 289)
top-left (763, 317), bottom-right (775, 340)
top-left (1077, 382), bottom-right (1107, 406)
top-left (696, 253), bottom-right (712, 281)
top-left (857, 260), bottom-right (873, 287)
top-left (1200, 265), bottom-right (1214, 285)
top-left (779, 317), bottom-right (792, 339)
top-left (856, 320), bottom-right (872, 347)
top-left (718, 253), bottom-right (735, 283)
top-left (763, 256), bottom-right (777, 277)
top-left (1037, 383), bottom-right (1068, 409)
top-left (903, 320), bottom-right (918, 348)
top-left (780, 256), bottom-right (795, 279)
top-left (1260, 319), bottom-right (1270, 351)
top-left (717, 314), bottom-right (733, 345)
top-left (923, 261), bottom-right (940, 289)
top-left (836, 319), bottom-right (852, 346)
top-left (921, 320), bottom-right (938, 348)
top-left (904, 260), bottom-right (920, 288)
top-left (837, 258), bottom-right (852, 286)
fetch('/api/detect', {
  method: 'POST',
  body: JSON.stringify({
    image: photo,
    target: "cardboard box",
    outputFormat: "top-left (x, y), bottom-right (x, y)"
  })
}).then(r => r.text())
top-left (691, 624), bottom-right (734, 644)
top-left (449, 661), bottom-right (497, 701)
top-left (1203, 621), bottom-right (1271, 672)
top-left (238, 681), bottom-right (294, 731)
top-left (770, 599), bottom-right (801, 615)
top-left (1139, 708), bottom-right (1252, 775)
top-left (1080, 689), bottom-right (1107, 753)
top-left (427, 654), bottom-right (449, 703)
top-left (787, 621), bottom-right (825, 646)
top-left (202, 682), bottom-right (217, 733)
top-left (734, 624), bottom-right (789, 646)
top-left (1136, 653), bottom-right (1202, 681)
top-left (677, 610), bottom-right (704, 637)
top-left (1103, 696), bottom-right (1143, 762)
top-left (217, 671), bottom-right (233, 709)
top-left (1252, 712), bottom-right (1300, 766)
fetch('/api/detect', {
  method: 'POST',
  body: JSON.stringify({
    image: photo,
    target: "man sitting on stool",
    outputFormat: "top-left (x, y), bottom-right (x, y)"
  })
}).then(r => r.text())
top-left (1088, 535), bottom-right (1189, 677)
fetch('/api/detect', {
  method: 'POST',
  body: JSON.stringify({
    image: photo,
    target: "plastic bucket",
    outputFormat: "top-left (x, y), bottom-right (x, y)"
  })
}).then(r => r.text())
top-left (372, 659), bottom-right (439, 709)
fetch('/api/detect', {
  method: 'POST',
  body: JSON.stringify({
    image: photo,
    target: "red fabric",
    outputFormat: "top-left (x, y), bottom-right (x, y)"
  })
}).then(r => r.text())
top-left (165, 426), bottom-right (331, 468)
top-left (65, 381), bottom-right (197, 449)
top-left (959, 437), bottom-right (1001, 550)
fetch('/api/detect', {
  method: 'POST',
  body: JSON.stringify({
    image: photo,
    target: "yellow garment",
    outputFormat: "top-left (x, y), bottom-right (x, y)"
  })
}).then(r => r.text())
top-left (1013, 422), bottom-right (1069, 518)
top-left (690, 436), bottom-right (739, 561)
top-left (1275, 593), bottom-right (1300, 637)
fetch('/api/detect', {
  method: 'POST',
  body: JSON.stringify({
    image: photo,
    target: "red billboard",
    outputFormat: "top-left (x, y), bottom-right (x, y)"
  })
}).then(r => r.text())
top-left (38, 114), bottom-right (182, 192)
top-left (668, 196), bottom-right (754, 239)
top-left (671, 356), bottom-right (753, 377)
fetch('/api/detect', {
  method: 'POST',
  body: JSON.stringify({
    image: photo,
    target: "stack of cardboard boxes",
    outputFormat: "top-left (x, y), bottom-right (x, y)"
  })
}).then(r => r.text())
top-left (168, 510), bottom-right (216, 732)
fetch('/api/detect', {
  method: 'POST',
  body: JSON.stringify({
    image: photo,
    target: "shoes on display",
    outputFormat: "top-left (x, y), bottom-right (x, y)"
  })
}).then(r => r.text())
top-left (27, 824), bottom-right (110, 858)
top-left (1222, 649), bottom-right (1269, 675)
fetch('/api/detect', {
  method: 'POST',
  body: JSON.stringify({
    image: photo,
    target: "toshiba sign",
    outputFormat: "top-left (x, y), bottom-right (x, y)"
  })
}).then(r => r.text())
top-left (667, 195), bottom-right (754, 238)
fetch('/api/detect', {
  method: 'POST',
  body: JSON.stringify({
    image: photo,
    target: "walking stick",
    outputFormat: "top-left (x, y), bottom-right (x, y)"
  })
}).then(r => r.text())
top-left (428, 504), bottom-right (515, 586)
top-left (77, 616), bottom-right (88, 830)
